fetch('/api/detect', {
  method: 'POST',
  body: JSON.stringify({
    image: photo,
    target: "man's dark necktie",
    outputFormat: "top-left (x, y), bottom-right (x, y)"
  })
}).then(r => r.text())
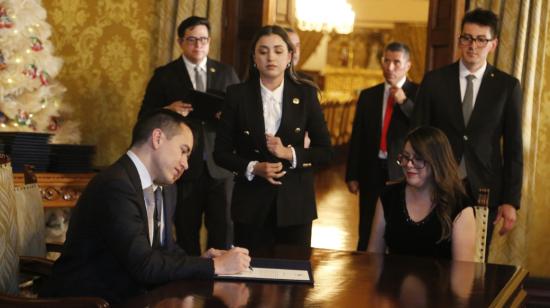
top-left (152, 187), bottom-right (163, 248)
top-left (463, 74), bottom-right (475, 125)
top-left (458, 74), bottom-right (476, 179)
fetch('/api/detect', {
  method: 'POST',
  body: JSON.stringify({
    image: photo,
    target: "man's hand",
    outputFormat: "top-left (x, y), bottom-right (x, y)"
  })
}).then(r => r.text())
top-left (253, 162), bottom-right (286, 185)
top-left (165, 100), bottom-right (193, 116)
top-left (493, 204), bottom-right (517, 235)
top-left (266, 134), bottom-right (293, 161)
top-left (202, 248), bottom-right (225, 258)
top-left (212, 246), bottom-right (251, 275)
top-left (347, 180), bottom-right (359, 194)
top-left (389, 87), bottom-right (407, 104)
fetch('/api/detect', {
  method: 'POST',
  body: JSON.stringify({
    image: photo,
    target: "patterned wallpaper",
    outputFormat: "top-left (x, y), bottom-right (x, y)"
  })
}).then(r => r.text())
top-left (42, 0), bottom-right (161, 166)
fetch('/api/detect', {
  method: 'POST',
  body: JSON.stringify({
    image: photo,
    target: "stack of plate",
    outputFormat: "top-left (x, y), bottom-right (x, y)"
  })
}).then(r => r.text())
top-left (0, 132), bottom-right (52, 172)
top-left (49, 144), bottom-right (95, 173)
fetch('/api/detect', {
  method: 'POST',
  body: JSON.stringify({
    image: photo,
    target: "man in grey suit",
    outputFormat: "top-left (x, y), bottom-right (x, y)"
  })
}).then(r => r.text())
top-left (41, 109), bottom-right (250, 304)
top-left (140, 16), bottom-right (240, 255)
top-left (413, 8), bottom-right (523, 243)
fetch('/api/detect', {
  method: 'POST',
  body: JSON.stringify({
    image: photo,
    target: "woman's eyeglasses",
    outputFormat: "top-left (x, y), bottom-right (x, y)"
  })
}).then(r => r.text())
top-left (396, 153), bottom-right (426, 169)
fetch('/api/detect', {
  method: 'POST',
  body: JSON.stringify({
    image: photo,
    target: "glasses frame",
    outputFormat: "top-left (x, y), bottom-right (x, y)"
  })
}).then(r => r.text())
top-left (396, 153), bottom-right (426, 169)
top-left (183, 36), bottom-right (210, 45)
top-left (458, 34), bottom-right (495, 47)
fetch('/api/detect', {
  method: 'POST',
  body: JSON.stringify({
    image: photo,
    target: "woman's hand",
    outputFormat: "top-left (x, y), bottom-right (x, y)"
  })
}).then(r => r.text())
top-left (266, 134), bottom-right (293, 161)
top-left (253, 162), bottom-right (286, 185)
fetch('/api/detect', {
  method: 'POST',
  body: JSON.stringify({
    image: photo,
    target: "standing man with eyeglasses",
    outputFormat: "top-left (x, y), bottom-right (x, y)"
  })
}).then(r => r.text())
top-left (139, 16), bottom-right (240, 256)
top-left (413, 9), bottom-right (523, 245)
top-left (346, 42), bottom-right (418, 251)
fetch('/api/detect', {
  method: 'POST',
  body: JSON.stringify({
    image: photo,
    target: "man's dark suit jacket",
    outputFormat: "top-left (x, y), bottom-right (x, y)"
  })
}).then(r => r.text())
top-left (139, 57), bottom-right (240, 180)
top-left (413, 61), bottom-right (523, 208)
top-left (40, 155), bottom-right (214, 303)
top-left (346, 80), bottom-right (418, 184)
top-left (214, 77), bottom-right (333, 227)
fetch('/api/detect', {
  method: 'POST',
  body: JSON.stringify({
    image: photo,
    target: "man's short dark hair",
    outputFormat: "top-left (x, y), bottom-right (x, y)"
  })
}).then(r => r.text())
top-left (384, 42), bottom-right (411, 60)
top-left (177, 16), bottom-right (210, 39)
top-left (131, 109), bottom-right (193, 147)
top-left (461, 8), bottom-right (499, 38)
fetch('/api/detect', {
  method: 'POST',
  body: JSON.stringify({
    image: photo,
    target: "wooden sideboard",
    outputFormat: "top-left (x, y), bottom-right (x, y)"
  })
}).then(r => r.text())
top-left (13, 173), bottom-right (94, 208)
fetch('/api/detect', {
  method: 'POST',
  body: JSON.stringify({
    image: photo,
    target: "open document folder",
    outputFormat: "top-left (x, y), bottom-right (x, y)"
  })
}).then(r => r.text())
top-left (215, 258), bottom-right (314, 284)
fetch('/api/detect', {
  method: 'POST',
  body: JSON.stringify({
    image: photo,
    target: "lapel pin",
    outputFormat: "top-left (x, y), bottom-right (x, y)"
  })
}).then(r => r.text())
top-left (243, 130), bottom-right (250, 135)
top-left (490, 73), bottom-right (494, 77)
top-left (294, 127), bottom-right (301, 133)
top-left (210, 67), bottom-right (216, 73)
top-left (292, 98), bottom-right (300, 105)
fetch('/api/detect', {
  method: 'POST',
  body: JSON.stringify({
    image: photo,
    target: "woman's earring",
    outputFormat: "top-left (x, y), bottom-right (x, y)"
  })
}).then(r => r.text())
top-left (253, 63), bottom-right (257, 68)
top-left (287, 62), bottom-right (291, 68)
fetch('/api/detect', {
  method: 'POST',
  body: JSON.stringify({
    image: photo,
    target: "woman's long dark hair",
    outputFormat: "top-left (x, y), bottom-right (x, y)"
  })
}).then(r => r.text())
top-left (245, 25), bottom-right (318, 89)
top-left (405, 126), bottom-right (467, 242)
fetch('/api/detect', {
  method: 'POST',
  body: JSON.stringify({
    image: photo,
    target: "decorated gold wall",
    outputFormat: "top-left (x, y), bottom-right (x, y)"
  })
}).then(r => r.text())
top-left (42, 0), bottom-right (161, 166)
top-left (43, 0), bottom-right (222, 166)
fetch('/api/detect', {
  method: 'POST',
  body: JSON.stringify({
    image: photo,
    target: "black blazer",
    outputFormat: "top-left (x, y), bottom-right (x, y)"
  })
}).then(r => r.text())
top-left (40, 155), bottom-right (214, 303)
top-left (346, 80), bottom-right (418, 184)
top-left (413, 61), bottom-right (523, 208)
top-left (139, 57), bottom-right (240, 180)
top-left (214, 78), bottom-right (333, 227)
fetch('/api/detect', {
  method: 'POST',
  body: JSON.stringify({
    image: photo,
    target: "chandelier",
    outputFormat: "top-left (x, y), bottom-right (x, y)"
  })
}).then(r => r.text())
top-left (295, 0), bottom-right (355, 34)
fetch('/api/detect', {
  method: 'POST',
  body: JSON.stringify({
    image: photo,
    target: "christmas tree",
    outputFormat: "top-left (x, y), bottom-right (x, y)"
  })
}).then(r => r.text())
top-left (0, 0), bottom-right (79, 143)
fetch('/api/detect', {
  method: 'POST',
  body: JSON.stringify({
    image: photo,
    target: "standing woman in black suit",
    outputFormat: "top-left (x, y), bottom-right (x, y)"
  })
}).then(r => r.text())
top-left (214, 25), bottom-right (332, 251)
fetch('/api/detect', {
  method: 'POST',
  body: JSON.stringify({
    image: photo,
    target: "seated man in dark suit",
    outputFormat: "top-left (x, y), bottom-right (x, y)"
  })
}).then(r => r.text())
top-left (40, 109), bottom-right (250, 304)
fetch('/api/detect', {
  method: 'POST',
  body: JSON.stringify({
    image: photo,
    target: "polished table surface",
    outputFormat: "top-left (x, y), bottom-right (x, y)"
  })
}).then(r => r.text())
top-left (120, 247), bottom-right (528, 307)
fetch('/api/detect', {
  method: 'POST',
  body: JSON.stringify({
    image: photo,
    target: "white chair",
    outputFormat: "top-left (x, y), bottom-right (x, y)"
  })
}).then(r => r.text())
top-left (0, 154), bottom-right (108, 307)
top-left (473, 188), bottom-right (490, 263)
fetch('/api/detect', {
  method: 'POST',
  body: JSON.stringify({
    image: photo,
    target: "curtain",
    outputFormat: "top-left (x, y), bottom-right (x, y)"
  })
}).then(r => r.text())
top-left (468, 0), bottom-right (550, 278)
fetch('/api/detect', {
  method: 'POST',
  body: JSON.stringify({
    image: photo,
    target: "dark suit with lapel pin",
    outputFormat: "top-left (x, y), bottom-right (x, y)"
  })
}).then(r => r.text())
top-left (40, 155), bottom-right (214, 304)
top-left (140, 57), bottom-right (239, 254)
top-left (346, 80), bottom-right (418, 251)
top-left (413, 61), bottom-right (523, 231)
top-left (214, 77), bottom-right (332, 249)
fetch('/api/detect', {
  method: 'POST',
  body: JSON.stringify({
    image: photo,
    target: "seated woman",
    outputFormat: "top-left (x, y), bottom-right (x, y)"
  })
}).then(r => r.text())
top-left (367, 126), bottom-right (476, 261)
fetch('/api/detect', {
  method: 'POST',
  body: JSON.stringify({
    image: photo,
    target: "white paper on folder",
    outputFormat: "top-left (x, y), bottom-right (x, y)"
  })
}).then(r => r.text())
top-left (217, 267), bottom-right (310, 282)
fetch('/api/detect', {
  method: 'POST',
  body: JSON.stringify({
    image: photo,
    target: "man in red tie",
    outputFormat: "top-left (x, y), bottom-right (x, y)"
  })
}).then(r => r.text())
top-left (346, 42), bottom-right (418, 251)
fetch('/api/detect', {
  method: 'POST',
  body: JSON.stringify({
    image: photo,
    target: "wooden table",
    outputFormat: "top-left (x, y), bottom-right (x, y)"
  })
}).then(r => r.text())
top-left (13, 172), bottom-right (94, 208)
top-left (121, 247), bottom-right (528, 307)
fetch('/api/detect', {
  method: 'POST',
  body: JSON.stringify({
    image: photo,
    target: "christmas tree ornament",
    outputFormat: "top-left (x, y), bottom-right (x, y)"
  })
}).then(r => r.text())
top-left (30, 36), bottom-right (44, 51)
top-left (39, 70), bottom-right (50, 85)
top-left (23, 63), bottom-right (38, 78)
top-left (0, 112), bottom-right (7, 125)
top-left (0, 50), bottom-right (6, 70)
top-left (0, 6), bottom-right (14, 29)
top-left (48, 116), bottom-right (59, 131)
top-left (16, 110), bottom-right (32, 126)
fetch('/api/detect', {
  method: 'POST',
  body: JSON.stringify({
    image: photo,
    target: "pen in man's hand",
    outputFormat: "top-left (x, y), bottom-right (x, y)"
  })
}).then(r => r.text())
top-left (230, 244), bottom-right (254, 272)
